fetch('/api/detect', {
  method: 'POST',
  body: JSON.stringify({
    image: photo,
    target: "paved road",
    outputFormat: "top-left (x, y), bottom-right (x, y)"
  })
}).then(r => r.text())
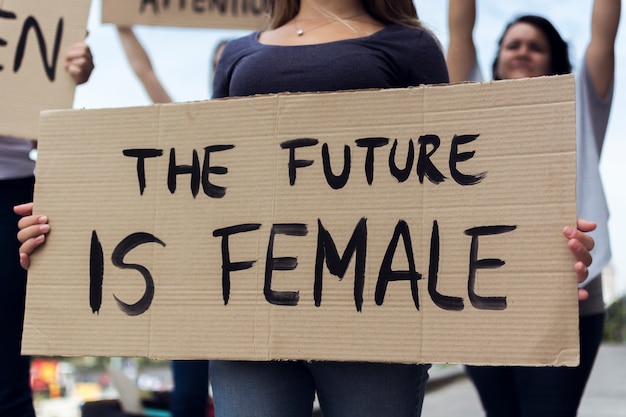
top-left (422, 343), bottom-right (626, 417)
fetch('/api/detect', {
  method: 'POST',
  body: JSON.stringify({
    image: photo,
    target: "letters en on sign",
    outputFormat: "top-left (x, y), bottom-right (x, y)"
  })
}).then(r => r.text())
top-left (0, 0), bottom-right (91, 139)
top-left (101, 0), bottom-right (270, 30)
top-left (22, 75), bottom-right (580, 366)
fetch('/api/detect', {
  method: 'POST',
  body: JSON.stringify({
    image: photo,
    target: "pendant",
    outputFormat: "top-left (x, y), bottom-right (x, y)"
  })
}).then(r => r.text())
top-left (296, 28), bottom-right (304, 36)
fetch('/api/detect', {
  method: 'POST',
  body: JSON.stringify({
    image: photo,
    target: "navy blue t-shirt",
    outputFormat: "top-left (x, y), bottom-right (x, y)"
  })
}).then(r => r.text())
top-left (212, 23), bottom-right (449, 99)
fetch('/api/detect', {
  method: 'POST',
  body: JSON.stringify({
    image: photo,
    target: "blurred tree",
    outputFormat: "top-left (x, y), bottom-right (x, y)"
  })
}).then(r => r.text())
top-left (603, 295), bottom-right (626, 342)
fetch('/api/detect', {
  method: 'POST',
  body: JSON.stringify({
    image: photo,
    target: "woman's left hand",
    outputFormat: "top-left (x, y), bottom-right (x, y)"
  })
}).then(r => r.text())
top-left (564, 218), bottom-right (596, 300)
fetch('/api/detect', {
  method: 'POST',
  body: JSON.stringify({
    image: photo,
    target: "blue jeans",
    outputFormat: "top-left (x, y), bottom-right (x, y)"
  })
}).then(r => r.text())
top-left (210, 360), bottom-right (429, 417)
top-left (171, 360), bottom-right (210, 417)
top-left (0, 177), bottom-right (36, 417)
top-left (465, 312), bottom-right (605, 417)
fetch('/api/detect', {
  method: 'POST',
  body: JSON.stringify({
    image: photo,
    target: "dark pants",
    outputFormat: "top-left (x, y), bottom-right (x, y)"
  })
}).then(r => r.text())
top-left (171, 360), bottom-right (209, 417)
top-left (0, 177), bottom-right (35, 417)
top-left (466, 312), bottom-right (605, 417)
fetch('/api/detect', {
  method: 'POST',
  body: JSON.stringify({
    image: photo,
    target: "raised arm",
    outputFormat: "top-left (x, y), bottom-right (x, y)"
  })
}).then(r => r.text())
top-left (446, 0), bottom-right (478, 83)
top-left (116, 26), bottom-right (172, 104)
top-left (586, 0), bottom-right (621, 100)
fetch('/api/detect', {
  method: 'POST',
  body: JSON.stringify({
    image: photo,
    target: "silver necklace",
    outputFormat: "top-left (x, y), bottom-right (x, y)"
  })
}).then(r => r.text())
top-left (294, 12), bottom-right (366, 36)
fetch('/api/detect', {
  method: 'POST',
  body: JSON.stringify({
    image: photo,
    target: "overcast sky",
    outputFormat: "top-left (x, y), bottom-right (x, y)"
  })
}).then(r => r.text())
top-left (74, 0), bottom-right (626, 299)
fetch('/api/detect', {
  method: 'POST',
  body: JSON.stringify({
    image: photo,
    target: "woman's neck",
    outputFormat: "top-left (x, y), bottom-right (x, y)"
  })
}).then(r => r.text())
top-left (298, 0), bottom-right (366, 20)
top-left (258, 0), bottom-right (383, 46)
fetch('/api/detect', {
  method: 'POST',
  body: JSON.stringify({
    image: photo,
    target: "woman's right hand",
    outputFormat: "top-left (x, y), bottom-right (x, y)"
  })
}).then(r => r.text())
top-left (14, 203), bottom-right (50, 270)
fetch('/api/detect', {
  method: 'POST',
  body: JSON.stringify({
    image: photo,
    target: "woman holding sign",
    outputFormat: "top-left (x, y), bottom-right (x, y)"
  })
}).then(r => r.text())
top-left (16, 0), bottom-right (597, 416)
top-left (191, 1), bottom-right (442, 414)
top-left (447, 0), bottom-right (620, 415)
top-left (1, 43), bottom-right (93, 417)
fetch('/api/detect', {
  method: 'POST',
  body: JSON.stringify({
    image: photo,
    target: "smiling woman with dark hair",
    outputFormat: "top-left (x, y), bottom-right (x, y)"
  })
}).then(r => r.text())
top-left (491, 14), bottom-right (572, 79)
top-left (447, 1), bottom-right (621, 416)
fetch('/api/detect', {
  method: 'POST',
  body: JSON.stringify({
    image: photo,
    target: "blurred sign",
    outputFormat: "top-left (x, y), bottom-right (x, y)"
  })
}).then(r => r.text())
top-left (102, 0), bottom-right (269, 30)
top-left (0, 0), bottom-right (90, 139)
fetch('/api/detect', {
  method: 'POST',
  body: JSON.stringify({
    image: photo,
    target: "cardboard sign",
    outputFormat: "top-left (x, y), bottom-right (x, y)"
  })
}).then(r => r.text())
top-left (23, 75), bottom-right (579, 366)
top-left (0, 0), bottom-right (91, 139)
top-left (101, 0), bottom-right (269, 30)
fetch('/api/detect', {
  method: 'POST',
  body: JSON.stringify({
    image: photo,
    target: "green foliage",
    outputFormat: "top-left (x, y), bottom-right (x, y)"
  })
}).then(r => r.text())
top-left (603, 295), bottom-right (626, 342)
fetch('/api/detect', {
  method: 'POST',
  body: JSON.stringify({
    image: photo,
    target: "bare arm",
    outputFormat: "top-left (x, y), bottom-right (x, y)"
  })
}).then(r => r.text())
top-left (586, 0), bottom-right (621, 99)
top-left (116, 26), bottom-right (172, 104)
top-left (446, 0), bottom-right (478, 83)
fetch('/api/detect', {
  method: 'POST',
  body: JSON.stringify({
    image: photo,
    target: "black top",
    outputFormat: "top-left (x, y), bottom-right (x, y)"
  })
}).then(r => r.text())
top-left (212, 23), bottom-right (449, 99)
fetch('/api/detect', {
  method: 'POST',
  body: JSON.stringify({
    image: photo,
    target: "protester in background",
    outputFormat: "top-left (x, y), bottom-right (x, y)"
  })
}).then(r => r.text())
top-left (117, 26), bottom-right (215, 417)
top-left (447, 1), bottom-right (621, 415)
top-left (15, 0), bottom-right (597, 415)
top-left (0, 41), bottom-right (93, 417)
